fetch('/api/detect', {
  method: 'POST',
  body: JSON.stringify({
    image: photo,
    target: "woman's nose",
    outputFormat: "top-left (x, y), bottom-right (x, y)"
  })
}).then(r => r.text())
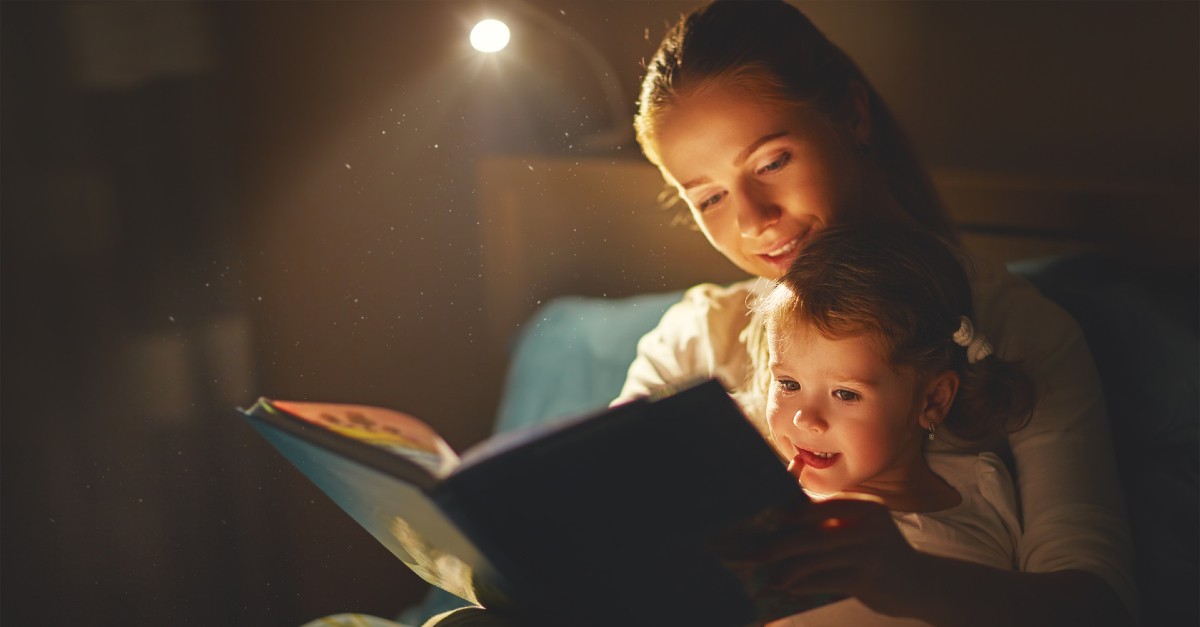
top-left (735, 185), bottom-right (781, 237)
top-left (792, 407), bottom-right (826, 433)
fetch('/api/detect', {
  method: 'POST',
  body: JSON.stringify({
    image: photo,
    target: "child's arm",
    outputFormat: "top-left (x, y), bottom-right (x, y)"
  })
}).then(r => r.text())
top-left (753, 498), bottom-right (1134, 627)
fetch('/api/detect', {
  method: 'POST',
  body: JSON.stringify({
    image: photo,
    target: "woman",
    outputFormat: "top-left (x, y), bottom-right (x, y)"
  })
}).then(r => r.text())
top-left (616, 1), bottom-right (1136, 625)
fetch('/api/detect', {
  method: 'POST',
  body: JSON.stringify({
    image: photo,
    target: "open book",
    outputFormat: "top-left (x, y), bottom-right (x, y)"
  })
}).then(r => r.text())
top-left (241, 378), bottom-right (837, 626)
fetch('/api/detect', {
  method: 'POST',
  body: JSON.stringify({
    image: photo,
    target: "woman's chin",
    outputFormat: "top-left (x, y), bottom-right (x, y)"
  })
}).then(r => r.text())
top-left (722, 253), bottom-right (794, 280)
top-left (744, 259), bottom-right (786, 280)
top-left (753, 252), bottom-right (800, 279)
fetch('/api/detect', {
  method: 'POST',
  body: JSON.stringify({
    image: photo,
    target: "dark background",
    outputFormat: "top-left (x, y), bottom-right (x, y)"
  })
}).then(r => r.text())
top-left (2, 2), bottom-right (1195, 625)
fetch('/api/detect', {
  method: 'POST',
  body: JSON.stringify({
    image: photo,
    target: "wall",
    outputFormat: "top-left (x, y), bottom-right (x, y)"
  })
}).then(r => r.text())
top-left (1, 1), bottom-right (1194, 625)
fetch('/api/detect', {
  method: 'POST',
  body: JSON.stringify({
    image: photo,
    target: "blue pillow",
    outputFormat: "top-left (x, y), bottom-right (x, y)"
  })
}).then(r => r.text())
top-left (493, 290), bottom-right (685, 434)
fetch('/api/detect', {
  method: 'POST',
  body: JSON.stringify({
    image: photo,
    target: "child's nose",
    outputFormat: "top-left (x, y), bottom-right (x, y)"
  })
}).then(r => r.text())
top-left (792, 408), bottom-right (826, 433)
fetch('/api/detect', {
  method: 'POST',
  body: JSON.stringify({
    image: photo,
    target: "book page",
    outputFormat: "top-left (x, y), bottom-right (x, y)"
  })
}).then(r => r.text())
top-left (272, 400), bottom-right (459, 480)
top-left (247, 420), bottom-right (513, 608)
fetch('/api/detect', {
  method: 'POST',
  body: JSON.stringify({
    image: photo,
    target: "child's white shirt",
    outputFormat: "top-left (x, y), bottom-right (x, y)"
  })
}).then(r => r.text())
top-left (893, 451), bottom-right (1021, 570)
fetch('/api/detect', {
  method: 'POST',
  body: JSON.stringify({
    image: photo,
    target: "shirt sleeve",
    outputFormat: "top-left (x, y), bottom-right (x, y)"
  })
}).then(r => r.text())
top-left (613, 280), bottom-right (759, 406)
top-left (970, 259), bottom-right (1139, 615)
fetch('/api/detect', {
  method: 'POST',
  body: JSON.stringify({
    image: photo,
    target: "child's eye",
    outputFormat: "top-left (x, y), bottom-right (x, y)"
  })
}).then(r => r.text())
top-left (777, 379), bottom-right (800, 392)
top-left (832, 389), bottom-right (860, 402)
top-left (755, 152), bottom-right (791, 175)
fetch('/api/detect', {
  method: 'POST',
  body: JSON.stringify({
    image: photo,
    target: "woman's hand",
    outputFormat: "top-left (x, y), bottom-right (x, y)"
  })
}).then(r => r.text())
top-left (718, 496), bottom-right (1135, 627)
top-left (748, 497), bottom-right (930, 618)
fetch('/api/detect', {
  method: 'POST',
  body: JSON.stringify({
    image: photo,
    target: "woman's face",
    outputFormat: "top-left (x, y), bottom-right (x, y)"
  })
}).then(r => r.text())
top-left (651, 84), bottom-right (872, 280)
top-left (765, 323), bottom-right (928, 499)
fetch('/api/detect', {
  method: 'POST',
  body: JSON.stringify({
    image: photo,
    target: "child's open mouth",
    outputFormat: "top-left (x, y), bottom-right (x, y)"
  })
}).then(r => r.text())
top-left (794, 447), bottom-right (840, 470)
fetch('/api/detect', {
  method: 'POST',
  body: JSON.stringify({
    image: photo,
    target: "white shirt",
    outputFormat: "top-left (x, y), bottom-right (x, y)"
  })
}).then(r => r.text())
top-left (894, 452), bottom-right (1020, 571)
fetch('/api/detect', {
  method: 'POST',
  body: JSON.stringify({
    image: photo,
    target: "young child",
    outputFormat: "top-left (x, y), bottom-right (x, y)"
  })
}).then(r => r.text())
top-left (751, 220), bottom-right (1036, 625)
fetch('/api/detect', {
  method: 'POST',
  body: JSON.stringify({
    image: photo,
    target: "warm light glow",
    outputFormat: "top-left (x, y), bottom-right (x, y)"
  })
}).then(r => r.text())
top-left (470, 19), bottom-right (510, 53)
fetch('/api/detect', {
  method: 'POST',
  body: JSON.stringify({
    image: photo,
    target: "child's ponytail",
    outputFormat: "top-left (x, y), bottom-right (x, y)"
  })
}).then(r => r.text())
top-left (944, 351), bottom-right (1036, 447)
top-left (940, 316), bottom-right (1036, 447)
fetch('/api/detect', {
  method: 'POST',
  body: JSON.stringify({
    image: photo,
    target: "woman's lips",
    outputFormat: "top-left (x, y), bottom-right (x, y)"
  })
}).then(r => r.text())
top-left (757, 232), bottom-right (810, 270)
top-left (763, 238), bottom-right (800, 259)
top-left (793, 447), bottom-right (840, 470)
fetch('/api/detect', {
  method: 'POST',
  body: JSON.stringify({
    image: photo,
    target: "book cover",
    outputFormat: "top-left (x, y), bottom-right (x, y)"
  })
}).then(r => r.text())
top-left (242, 378), bottom-right (837, 626)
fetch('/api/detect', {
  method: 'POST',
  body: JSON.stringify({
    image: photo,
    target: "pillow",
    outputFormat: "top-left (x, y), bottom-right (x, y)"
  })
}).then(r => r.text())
top-left (493, 290), bottom-right (685, 434)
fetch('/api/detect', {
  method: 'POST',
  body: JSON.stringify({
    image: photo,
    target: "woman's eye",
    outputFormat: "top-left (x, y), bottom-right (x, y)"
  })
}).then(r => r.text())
top-left (756, 152), bottom-right (791, 175)
top-left (696, 190), bottom-right (726, 212)
top-left (777, 379), bottom-right (800, 392)
top-left (832, 389), bottom-right (860, 402)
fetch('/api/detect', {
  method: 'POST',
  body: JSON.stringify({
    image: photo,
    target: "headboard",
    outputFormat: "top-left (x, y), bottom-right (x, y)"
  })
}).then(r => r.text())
top-left (476, 154), bottom-right (1195, 350)
top-left (476, 155), bottom-right (747, 345)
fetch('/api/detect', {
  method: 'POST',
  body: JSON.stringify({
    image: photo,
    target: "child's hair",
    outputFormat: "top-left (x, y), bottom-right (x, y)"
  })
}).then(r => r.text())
top-left (753, 222), bottom-right (1035, 447)
top-left (635, 0), bottom-right (955, 243)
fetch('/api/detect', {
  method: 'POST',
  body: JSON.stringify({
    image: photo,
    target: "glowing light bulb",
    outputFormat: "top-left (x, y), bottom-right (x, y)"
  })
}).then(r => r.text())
top-left (470, 19), bottom-right (510, 53)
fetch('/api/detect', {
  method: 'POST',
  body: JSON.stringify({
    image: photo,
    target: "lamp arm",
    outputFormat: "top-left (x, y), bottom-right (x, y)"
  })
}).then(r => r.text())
top-left (512, 1), bottom-right (633, 150)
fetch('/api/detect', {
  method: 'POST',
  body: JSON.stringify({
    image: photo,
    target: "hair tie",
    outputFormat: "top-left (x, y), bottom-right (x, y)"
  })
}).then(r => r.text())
top-left (953, 316), bottom-right (993, 364)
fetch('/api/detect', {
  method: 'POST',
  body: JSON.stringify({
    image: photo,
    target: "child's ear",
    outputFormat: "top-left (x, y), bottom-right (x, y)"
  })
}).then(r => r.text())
top-left (918, 371), bottom-right (959, 430)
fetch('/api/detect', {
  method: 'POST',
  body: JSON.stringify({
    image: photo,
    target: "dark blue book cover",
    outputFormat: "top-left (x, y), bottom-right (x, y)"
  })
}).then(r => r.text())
top-left (242, 379), bottom-right (836, 626)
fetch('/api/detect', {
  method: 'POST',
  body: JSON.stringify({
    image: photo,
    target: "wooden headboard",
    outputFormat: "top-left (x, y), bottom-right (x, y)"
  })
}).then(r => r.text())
top-left (476, 154), bottom-right (1195, 348)
top-left (476, 155), bottom-right (747, 344)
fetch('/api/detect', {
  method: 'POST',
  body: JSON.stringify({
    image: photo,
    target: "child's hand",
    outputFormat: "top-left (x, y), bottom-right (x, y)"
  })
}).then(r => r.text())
top-left (749, 497), bottom-right (930, 619)
top-left (707, 493), bottom-right (846, 621)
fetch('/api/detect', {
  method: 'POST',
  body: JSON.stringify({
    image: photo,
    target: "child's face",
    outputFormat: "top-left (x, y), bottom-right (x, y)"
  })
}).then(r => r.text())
top-left (765, 323), bottom-right (929, 499)
top-left (650, 83), bottom-right (870, 280)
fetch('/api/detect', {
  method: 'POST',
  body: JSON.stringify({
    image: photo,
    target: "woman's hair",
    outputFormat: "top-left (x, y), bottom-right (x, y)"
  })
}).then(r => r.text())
top-left (753, 222), bottom-right (1035, 447)
top-left (636, 0), bottom-right (955, 242)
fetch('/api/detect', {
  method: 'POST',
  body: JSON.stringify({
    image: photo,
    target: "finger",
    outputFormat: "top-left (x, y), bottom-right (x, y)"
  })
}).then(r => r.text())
top-left (766, 538), bottom-right (885, 585)
top-left (768, 564), bottom-right (861, 597)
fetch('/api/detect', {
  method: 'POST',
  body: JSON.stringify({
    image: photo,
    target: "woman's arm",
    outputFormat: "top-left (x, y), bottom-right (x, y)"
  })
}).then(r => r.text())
top-left (910, 554), bottom-right (1133, 627)
top-left (612, 280), bottom-right (760, 405)
top-left (972, 265), bottom-right (1139, 614)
